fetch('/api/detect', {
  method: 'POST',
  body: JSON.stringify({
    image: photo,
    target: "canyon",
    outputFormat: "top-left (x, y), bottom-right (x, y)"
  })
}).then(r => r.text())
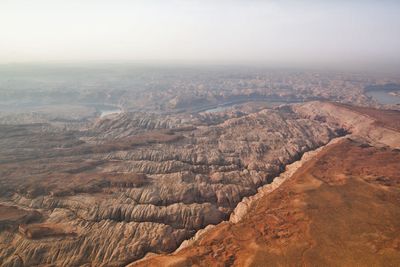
top-left (0, 66), bottom-right (399, 266)
top-left (1, 101), bottom-right (344, 266)
top-left (1, 99), bottom-right (399, 266)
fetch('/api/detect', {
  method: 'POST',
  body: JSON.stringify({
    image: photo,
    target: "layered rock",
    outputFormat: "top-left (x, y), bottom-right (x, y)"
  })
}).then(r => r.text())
top-left (0, 103), bottom-right (345, 266)
top-left (293, 101), bottom-right (400, 148)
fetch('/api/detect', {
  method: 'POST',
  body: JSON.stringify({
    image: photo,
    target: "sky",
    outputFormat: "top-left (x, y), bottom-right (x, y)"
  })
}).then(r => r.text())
top-left (1, 0), bottom-right (400, 69)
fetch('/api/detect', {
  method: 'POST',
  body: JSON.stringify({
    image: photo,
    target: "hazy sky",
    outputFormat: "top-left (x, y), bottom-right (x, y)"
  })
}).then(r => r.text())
top-left (1, 0), bottom-right (400, 69)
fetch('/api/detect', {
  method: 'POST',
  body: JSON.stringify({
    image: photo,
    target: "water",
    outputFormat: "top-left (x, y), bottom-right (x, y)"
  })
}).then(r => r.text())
top-left (204, 105), bottom-right (232, 113)
top-left (202, 99), bottom-right (302, 113)
top-left (366, 91), bottom-right (400, 105)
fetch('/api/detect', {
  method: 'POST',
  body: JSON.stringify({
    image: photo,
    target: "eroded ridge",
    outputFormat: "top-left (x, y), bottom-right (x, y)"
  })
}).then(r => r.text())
top-left (132, 102), bottom-right (400, 267)
top-left (0, 104), bottom-right (344, 266)
top-left (132, 138), bottom-right (400, 267)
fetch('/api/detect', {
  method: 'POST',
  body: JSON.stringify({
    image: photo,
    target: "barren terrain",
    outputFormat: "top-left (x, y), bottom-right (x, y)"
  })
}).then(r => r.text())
top-left (0, 66), bottom-right (399, 266)
top-left (133, 107), bottom-right (400, 267)
top-left (0, 102), bottom-right (345, 266)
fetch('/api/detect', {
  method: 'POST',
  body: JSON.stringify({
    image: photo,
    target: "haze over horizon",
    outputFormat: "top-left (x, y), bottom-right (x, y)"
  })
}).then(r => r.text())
top-left (1, 0), bottom-right (400, 70)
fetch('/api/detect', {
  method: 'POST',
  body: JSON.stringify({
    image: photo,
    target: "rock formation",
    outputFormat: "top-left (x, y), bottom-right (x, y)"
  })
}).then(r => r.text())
top-left (132, 104), bottom-right (400, 266)
top-left (0, 104), bottom-right (345, 266)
